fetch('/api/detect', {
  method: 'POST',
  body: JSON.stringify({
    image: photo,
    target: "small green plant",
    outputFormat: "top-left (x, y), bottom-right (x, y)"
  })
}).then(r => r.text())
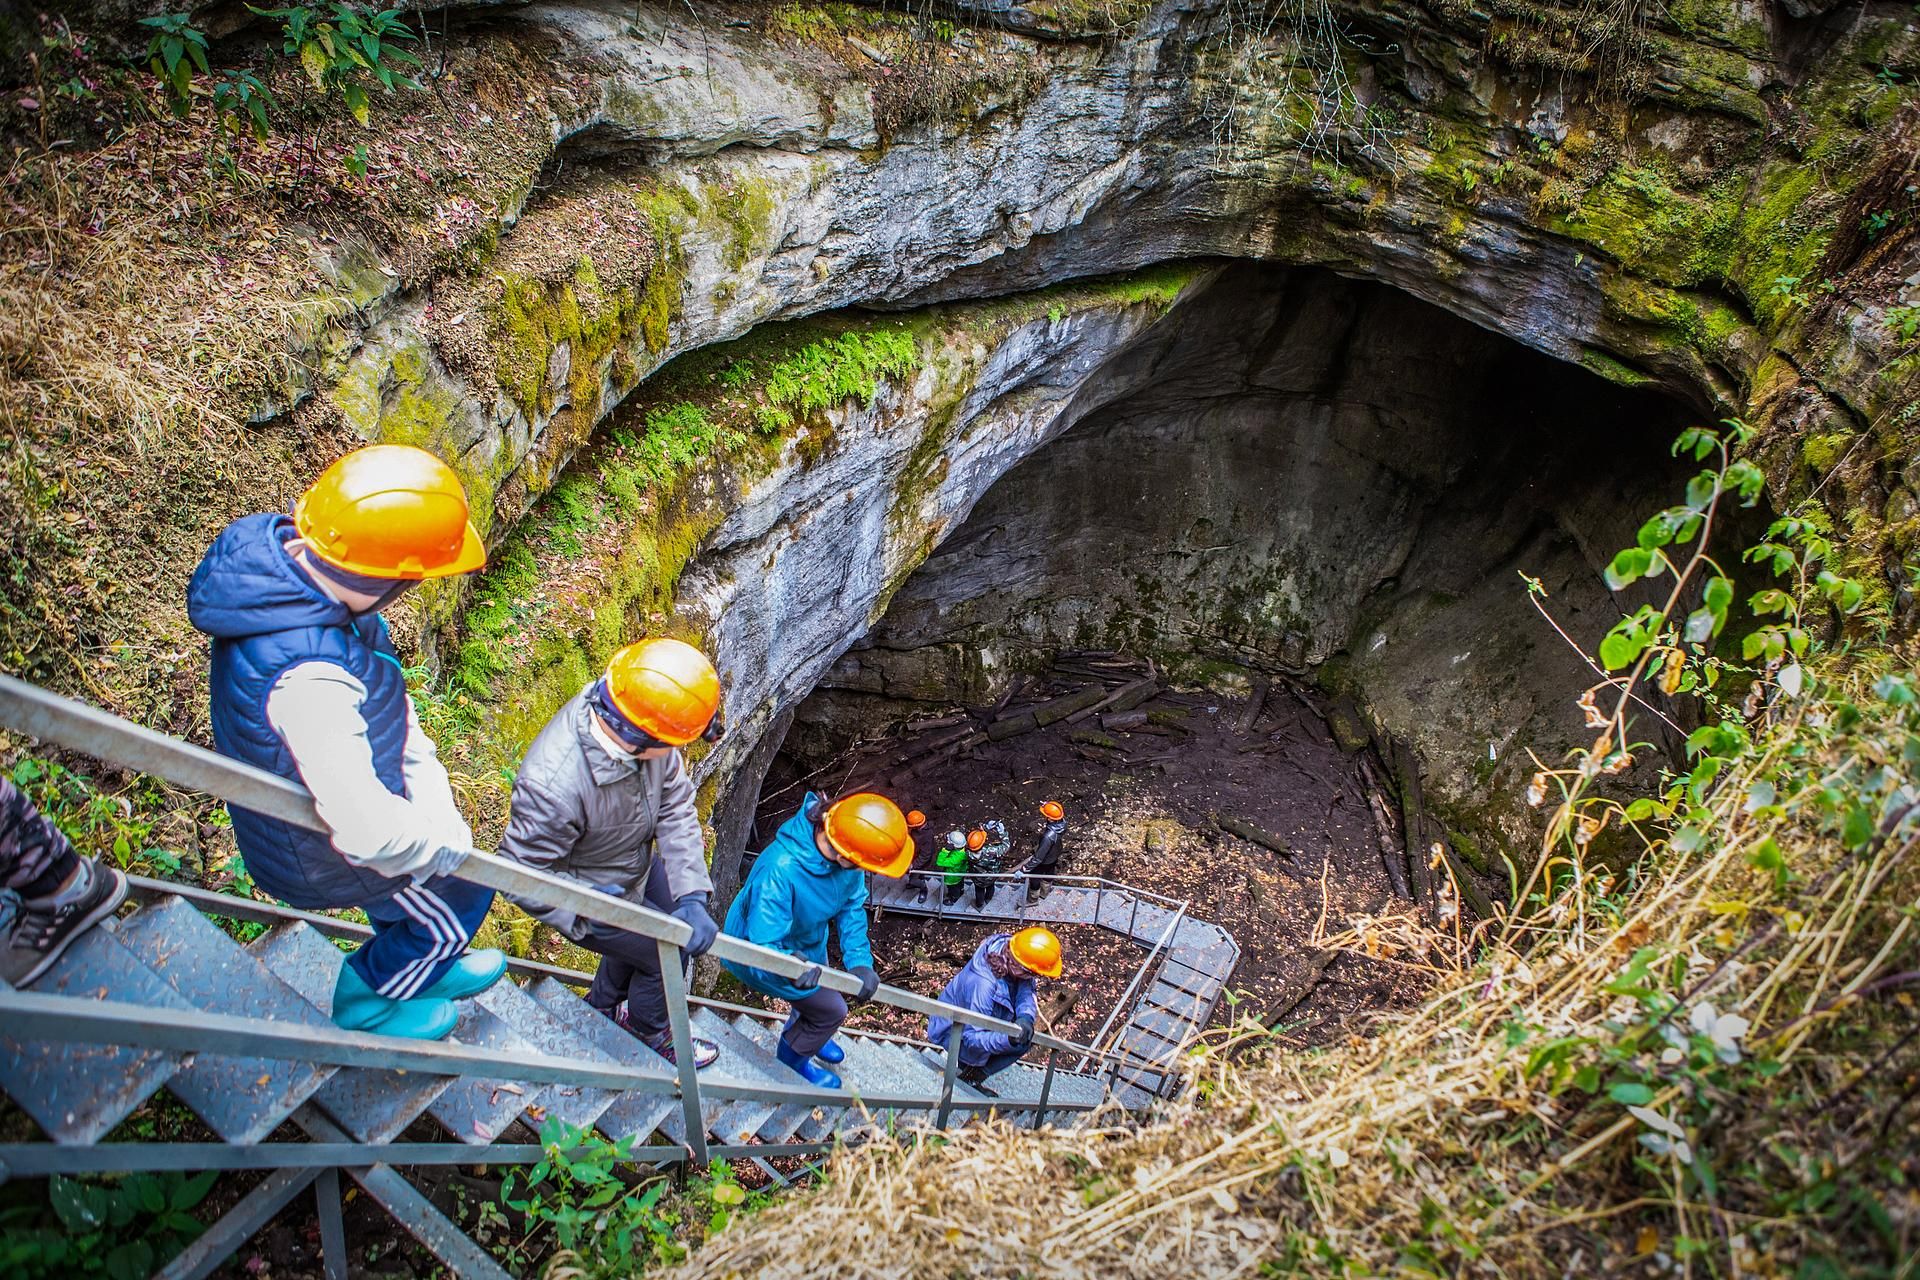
top-left (254, 3), bottom-right (425, 125)
top-left (1886, 303), bottom-right (1920, 344)
top-left (1769, 275), bottom-right (1809, 310)
top-left (498, 1118), bottom-right (684, 1275)
top-left (9, 757), bottom-right (181, 878)
top-left (137, 13), bottom-right (210, 117)
top-left (0, 1171), bottom-right (215, 1279)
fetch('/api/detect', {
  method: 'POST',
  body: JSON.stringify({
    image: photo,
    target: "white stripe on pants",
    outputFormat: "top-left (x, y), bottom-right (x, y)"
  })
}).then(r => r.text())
top-left (379, 883), bottom-right (469, 998)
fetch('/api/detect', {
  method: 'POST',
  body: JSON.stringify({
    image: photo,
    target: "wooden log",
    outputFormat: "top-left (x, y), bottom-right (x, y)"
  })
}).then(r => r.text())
top-left (1262, 949), bottom-right (1337, 1031)
top-left (1211, 813), bottom-right (1311, 882)
top-left (1384, 735), bottom-right (1438, 917)
top-left (1072, 744), bottom-right (1122, 766)
top-left (1366, 788), bottom-right (1412, 900)
top-left (986, 710), bottom-right (1040, 741)
top-left (1033, 684), bottom-right (1110, 727)
top-left (1234, 677), bottom-right (1271, 735)
top-left (904, 714), bottom-right (969, 734)
top-left (1100, 710), bottom-right (1150, 731)
top-left (1066, 676), bottom-right (1159, 725)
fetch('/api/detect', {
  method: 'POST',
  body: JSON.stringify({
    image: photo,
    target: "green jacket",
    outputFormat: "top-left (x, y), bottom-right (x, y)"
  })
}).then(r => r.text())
top-left (935, 841), bottom-right (969, 885)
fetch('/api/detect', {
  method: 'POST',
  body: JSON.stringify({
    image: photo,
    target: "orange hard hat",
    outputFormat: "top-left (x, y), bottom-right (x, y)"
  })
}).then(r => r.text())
top-left (1010, 926), bottom-right (1063, 977)
top-left (905, 809), bottom-right (927, 829)
top-left (294, 445), bottom-right (486, 579)
top-left (966, 829), bottom-right (987, 852)
top-left (1040, 800), bottom-right (1065, 822)
top-left (823, 793), bottom-right (915, 877)
top-left (606, 638), bottom-right (722, 746)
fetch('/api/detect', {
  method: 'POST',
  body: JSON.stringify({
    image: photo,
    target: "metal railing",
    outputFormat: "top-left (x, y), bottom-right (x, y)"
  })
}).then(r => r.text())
top-left (0, 673), bottom-right (1125, 1169)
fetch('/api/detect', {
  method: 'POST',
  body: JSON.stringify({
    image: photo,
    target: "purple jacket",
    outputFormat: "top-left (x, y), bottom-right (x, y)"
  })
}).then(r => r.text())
top-left (927, 933), bottom-right (1039, 1066)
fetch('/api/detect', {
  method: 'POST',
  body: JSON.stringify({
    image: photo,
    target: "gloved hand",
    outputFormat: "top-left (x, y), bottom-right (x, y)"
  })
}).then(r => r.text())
top-left (1012, 1015), bottom-right (1035, 1048)
top-left (671, 892), bottom-right (718, 957)
top-left (793, 962), bottom-right (822, 990)
top-left (849, 964), bottom-right (880, 1003)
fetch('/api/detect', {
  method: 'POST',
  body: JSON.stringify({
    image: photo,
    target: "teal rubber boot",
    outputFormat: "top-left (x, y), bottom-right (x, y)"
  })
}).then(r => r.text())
top-left (331, 961), bottom-right (459, 1040)
top-left (417, 948), bottom-right (508, 1001)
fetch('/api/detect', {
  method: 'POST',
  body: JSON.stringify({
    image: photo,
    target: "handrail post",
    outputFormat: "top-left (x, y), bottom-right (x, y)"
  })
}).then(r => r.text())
top-left (1129, 893), bottom-right (1139, 939)
top-left (655, 937), bottom-right (708, 1167)
top-left (1034, 1048), bottom-right (1058, 1130)
top-left (935, 1024), bottom-right (962, 1130)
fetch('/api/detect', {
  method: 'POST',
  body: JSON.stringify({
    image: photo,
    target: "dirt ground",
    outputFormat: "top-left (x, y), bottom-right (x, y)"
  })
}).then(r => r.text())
top-left (754, 658), bottom-right (1448, 1051)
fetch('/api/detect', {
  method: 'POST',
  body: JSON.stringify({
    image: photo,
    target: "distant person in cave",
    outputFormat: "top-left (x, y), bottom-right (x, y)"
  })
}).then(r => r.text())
top-left (970, 818), bottom-right (1011, 909)
top-left (1019, 800), bottom-right (1068, 905)
top-left (189, 445), bottom-right (503, 1041)
top-left (722, 791), bottom-right (914, 1088)
top-left (936, 829), bottom-right (974, 906)
top-left (0, 775), bottom-right (128, 988)
top-left (926, 926), bottom-right (1062, 1086)
top-left (497, 638), bottom-right (727, 1069)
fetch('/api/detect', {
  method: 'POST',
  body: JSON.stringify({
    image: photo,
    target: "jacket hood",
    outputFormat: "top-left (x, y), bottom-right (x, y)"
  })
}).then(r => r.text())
top-left (777, 793), bottom-right (839, 877)
top-left (188, 513), bottom-right (351, 639)
top-left (968, 933), bottom-right (1014, 982)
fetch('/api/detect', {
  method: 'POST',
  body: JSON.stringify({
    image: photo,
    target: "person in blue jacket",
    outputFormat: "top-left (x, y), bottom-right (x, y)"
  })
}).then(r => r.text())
top-left (927, 926), bottom-right (1063, 1084)
top-left (188, 445), bottom-right (503, 1041)
top-left (723, 791), bottom-right (914, 1088)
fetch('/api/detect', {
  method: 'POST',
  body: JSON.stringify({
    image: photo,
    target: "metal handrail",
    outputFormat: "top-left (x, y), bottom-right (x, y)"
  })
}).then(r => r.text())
top-left (0, 674), bottom-right (1114, 1067)
top-left (1080, 901), bottom-right (1188, 1073)
top-left (883, 866), bottom-right (1189, 913)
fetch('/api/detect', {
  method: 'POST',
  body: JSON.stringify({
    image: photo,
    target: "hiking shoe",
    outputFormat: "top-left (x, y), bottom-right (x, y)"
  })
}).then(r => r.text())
top-left (613, 1006), bottom-right (720, 1069)
top-left (4, 862), bottom-right (127, 988)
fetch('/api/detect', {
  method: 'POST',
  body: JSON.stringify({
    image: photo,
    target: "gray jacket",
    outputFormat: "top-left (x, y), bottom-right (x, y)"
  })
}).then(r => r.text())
top-left (499, 689), bottom-right (711, 939)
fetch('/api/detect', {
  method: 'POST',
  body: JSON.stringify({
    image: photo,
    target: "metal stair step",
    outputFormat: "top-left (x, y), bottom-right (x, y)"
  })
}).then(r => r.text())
top-left (729, 1016), bottom-right (838, 1145)
top-left (0, 923), bottom-right (188, 1144)
top-left (475, 979), bottom-right (624, 1136)
top-left (250, 921), bottom-right (453, 1142)
top-left (827, 1034), bottom-right (925, 1135)
top-left (988, 1058), bottom-right (1109, 1119)
top-left (690, 1007), bottom-right (790, 1146)
top-left (113, 895), bottom-right (337, 1143)
top-left (1131, 1005), bottom-right (1194, 1047)
top-left (427, 1005), bottom-right (555, 1144)
top-left (892, 1043), bottom-right (996, 1129)
top-left (522, 977), bottom-right (679, 1145)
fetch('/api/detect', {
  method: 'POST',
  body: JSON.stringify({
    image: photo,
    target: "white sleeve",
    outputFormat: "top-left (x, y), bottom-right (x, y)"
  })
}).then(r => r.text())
top-left (265, 662), bottom-right (459, 876)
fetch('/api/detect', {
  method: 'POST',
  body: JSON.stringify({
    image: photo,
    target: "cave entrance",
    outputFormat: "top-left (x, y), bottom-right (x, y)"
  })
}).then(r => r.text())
top-left (747, 262), bottom-right (1717, 1054)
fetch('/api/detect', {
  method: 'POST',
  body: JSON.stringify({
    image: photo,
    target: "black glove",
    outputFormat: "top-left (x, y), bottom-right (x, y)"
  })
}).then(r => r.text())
top-left (670, 893), bottom-right (717, 957)
top-left (1012, 1015), bottom-right (1035, 1048)
top-left (850, 964), bottom-right (880, 1003)
top-left (794, 963), bottom-right (822, 990)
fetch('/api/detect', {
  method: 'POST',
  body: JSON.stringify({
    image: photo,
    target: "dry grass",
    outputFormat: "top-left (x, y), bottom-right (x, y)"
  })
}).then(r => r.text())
top-left (665, 661), bottom-right (1920, 1277)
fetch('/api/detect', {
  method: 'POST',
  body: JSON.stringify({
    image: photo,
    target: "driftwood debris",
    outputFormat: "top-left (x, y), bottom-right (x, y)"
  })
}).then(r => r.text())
top-left (903, 714), bottom-right (969, 734)
top-left (1101, 710), bottom-right (1150, 731)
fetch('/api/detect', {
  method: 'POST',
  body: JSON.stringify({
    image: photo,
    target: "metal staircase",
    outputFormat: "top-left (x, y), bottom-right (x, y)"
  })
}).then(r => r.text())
top-left (0, 676), bottom-right (1125, 1278)
top-left (868, 870), bottom-right (1241, 1101)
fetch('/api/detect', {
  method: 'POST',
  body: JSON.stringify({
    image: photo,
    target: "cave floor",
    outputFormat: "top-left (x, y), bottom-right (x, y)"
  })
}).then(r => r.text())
top-left (755, 662), bottom-right (1443, 1053)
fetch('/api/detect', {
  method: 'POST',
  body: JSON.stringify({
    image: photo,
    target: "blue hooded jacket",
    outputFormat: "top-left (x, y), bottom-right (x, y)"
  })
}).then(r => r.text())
top-left (927, 933), bottom-right (1040, 1069)
top-left (187, 513), bottom-right (413, 909)
top-left (721, 793), bottom-right (873, 1002)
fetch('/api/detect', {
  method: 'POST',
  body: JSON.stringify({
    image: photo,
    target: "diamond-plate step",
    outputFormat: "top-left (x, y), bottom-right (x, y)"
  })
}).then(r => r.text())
top-left (691, 1007), bottom-right (789, 1146)
top-left (1131, 1005), bottom-right (1195, 1048)
top-left (729, 1016), bottom-right (840, 1145)
top-left (522, 978), bottom-right (678, 1145)
top-left (428, 1005), bottom-right (554, 1144)
top-left (0, 923), bottom-right (188, 1144)
top-left (889, 1043), bottom-right (995, 1130)
top-left (114, 895), bottom-right (337, 1143)
top-left (986, 1058), bottom-right (1110, 1124)
top-left (475, 979), bottom-right (623, 1135)
top-left (250, 921), bottom-right (454, 1142)
top-left (837, 1033), bottom-right (947, 1134)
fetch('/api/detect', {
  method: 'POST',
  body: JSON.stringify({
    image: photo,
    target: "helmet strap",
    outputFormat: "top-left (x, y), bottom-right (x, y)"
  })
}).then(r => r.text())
top-left (588, 676), bottom-right (670, 753)
top-left (299, 547), bottom-right (418, 614)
